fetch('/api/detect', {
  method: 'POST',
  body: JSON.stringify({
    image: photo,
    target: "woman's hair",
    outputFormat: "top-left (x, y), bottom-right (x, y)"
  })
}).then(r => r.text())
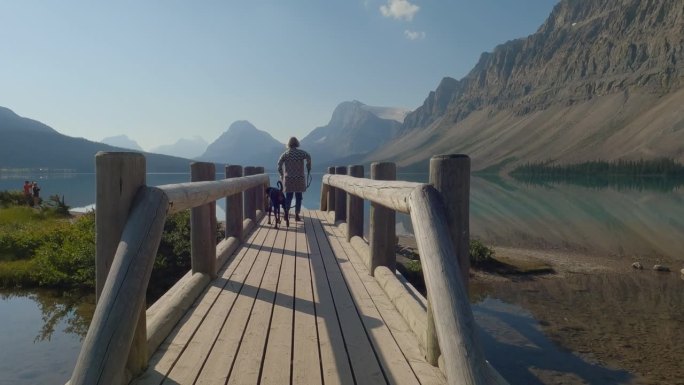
top-left (287, 137), bottom-right (300, 148)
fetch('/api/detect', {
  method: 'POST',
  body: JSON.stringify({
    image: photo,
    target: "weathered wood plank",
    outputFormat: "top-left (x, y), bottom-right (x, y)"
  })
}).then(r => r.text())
top-left (225, 227), bottom-right (287, 385)
top-left (180, 225), bottom-right (277, 385)
top-left (314, 210), bottom-right (419, 385)
top-left (307, 210), bottom-right (387, 385)
top-left (303, 211), bottom-right (354, 385)
top-left (291, 217), bottom-right (323, 385)
top-left (259, 220), bottom-right (297, 385)
top-left (133, 220), bottom-right (267, 385)
top-left (325, 217), bottom-right (446, 385)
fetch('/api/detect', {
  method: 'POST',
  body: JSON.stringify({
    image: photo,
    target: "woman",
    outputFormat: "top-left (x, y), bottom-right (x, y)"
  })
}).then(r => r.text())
top-left (277, 137), bottom-right (312, 221)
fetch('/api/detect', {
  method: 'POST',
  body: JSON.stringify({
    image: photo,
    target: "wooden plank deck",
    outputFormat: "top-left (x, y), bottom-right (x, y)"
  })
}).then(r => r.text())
top-left (132, 209), bottom-right (446, 385)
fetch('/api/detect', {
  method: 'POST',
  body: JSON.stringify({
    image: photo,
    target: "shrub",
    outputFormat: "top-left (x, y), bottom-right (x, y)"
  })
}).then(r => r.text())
top-left (0, 190), bottom-right (26, 207)
top-left (43, 194), bottom-right (71, 217)
top-left (0, 206), bottom-right (71, 262)
top-left (32, 212), bottom-right (96, 288)
top-left (0, 259), bottom-right (36, 287)
top-left (469, 239), bottom-right (495, 266)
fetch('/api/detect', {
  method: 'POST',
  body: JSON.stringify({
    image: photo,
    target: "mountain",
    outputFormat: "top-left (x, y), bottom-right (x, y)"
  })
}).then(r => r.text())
top-left (198, 121), bottom-right (284, 170)
top-left (301, 101), bottom-right (403, 168)
top-left (0, 106), bottom-right (57, 134)
top-left (101, 135), bottom-right (143, 151)
top-left (151, 136), bottom-right (208, 159)
top-left (0, 107), bottom-right (192, 172)
top-left (369, 0), bottom-right (684, 172)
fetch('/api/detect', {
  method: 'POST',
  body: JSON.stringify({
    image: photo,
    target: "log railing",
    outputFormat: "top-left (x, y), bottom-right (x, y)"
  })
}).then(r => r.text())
top-left (69, 152), bottom-right (269, 385)
top-left (321, 154), bottom-right (508, 385)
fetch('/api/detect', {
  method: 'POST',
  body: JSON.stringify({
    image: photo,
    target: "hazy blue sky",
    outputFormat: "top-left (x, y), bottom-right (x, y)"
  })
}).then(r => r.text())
top-left (0, 0), bottom-right (557, 150)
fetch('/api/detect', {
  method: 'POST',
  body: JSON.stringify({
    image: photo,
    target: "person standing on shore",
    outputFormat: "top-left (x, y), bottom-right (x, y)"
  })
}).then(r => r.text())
top-left (32, 182), bottom-right (41, 205)
top-left (277, 137), bottom-right (312, 222)
top-left (23, 180), bottom-right (32, 205)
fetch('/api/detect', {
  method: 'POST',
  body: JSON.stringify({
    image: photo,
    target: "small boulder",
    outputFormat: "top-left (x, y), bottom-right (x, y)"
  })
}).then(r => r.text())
top-left (631, 262), bottom-right (643, 270)
top-left (652, 264), bottom-right (670, 272)
top-left (680, 268), bottom-right (684, 275)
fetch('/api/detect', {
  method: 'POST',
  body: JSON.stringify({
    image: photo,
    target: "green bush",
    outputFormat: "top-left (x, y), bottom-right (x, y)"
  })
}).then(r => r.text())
top-left (469, 239), bottom-right (495, 266)
top-left (0, 206), bottom-right (71, 262)
top-left (0, 259), bottom-right (36, 287)
top-left (32, 212), bottom-right (96, 288)
top-left (0, 190), bottom-right (26, 207)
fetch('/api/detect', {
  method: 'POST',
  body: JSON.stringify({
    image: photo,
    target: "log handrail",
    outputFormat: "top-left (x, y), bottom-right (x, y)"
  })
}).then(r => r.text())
top-left (322, 166), bottom-right (507, 385)
top-left (161, 174), bottom-right (268, 214)
top-left (69, 154), bottom-right (269, 385)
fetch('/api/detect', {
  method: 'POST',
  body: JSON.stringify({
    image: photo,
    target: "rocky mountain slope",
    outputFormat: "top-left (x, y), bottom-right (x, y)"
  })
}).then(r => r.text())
top-left (371, 0), bottom-right (684, 171)
top-left (198, 121), bottom-right (284, 170)
top-left (301, 100), bottom-right (403, 168)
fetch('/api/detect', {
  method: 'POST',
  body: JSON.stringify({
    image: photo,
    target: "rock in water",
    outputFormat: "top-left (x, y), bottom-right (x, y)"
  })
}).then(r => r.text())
top-left (631, 262), bottom-right (643, 270)
top-left (652, 265), bottom-right (670, 272)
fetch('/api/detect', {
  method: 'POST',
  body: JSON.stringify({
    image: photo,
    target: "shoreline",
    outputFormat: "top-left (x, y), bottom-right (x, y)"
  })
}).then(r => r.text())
top-left (397, 235), bottom-right (683, 279)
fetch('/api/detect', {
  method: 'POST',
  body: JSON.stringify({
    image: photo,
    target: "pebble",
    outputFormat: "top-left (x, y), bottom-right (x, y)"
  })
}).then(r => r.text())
top-left (631, 262), bottom-right (643, 269)
top-left (652, 264), bottom-right (670, 272)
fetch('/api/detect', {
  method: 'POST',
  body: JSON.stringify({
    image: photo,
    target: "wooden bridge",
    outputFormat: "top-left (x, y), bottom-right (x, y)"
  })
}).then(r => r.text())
top-left (67, 153), bottom-right (508, 385)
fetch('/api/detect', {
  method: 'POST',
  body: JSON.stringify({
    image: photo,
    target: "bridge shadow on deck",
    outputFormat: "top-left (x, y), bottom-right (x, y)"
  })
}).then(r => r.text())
top-left (135, 211), bottom-right (424, 385)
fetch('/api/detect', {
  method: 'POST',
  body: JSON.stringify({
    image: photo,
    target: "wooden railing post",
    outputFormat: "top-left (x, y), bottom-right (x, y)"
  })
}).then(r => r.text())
top-left (191, 162), bottom-right (217, 278)
top-left (429, 154), bottom-right (470, 288)
top-left (334, 166), bottom-right (347, 222)
top-left (244, 166), bottom-right (257, 221)
top-left (425, 154), bottom-right (470, 366)
top-left (95, 151), bottom-right (148, 380)
top-left (369, 162), bottom-right (396, 276)
top-left (326, 166), bottom-right (336, 213)
top-left (255, 166), bottom-right (265, 213)
top-left (320, 173), bottom-right (329, 211)
top-left (346, 165), bottom-right (364, 241)
top-left (225, 165), bottom-right (244, 241)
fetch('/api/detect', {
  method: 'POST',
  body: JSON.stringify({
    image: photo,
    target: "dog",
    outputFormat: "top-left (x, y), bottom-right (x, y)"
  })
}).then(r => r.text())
top-left (265, 181), bottom-right (289, 228)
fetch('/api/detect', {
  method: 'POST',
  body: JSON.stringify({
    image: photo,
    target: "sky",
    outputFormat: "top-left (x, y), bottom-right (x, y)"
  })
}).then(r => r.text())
top-left (0, 0), bottom-right (558, 151)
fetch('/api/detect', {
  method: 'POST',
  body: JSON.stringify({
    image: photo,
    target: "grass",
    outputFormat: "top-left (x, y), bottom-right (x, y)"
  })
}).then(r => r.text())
top-left (0, 258), bottom-right (36, 287)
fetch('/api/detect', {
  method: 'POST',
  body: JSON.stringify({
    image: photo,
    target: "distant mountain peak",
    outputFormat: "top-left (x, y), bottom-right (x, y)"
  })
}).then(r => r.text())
top-left (198, 120), bottom-right (283, 168)
top-left (228, 120), bottom-right (258, 132)
top-left (101, 135), bottom-right (143, 151)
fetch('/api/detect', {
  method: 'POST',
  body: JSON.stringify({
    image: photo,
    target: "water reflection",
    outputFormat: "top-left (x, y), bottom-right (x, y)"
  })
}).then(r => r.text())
top-left (472, 272), bottom-right (684, 385)
top-left (473, 298), bottom-right (634, 385)
top-left (0, 290), bottom-right (94, 385)
top-left (470, 176), bottom-right (684, 262)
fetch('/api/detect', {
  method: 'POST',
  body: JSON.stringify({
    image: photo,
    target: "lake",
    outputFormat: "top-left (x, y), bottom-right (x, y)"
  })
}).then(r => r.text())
top-left (0, 171), bottom-right (682, 384)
